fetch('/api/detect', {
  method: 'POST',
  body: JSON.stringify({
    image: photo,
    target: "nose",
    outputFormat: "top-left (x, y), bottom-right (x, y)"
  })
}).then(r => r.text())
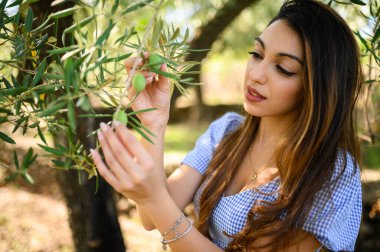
top-left (248, 60), bottom-right (267, 85)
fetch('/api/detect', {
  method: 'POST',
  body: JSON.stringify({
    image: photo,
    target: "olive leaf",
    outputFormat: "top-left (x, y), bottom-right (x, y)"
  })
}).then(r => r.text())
top-left (0, 131), bottom-right (16, 144)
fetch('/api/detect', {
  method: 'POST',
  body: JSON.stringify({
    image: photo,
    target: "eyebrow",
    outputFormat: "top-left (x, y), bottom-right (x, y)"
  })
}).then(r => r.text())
top-left (254, 36), bottom-right (304, 65)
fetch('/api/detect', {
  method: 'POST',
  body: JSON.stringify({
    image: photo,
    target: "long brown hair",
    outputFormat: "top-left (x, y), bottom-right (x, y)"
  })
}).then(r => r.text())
top-left (197, 0), bottom-right (363, 251)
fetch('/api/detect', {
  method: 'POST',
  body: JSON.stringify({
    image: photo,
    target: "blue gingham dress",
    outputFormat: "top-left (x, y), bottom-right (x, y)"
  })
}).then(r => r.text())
top-left (181, 112), bottom-right (362, 252)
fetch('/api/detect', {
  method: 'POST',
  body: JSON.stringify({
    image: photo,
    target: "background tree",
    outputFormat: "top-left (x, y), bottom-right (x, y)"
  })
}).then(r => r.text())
top-left (0, 0), bottom-right (379, 251)
top-left (0, 0), bottom-right (194, 251)
top-left (21, 1), bottom-right (126, 251)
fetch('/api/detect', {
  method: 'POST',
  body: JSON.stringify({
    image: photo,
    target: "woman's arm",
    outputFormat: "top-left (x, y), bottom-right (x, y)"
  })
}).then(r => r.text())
top-left (139, 186), bottom-right (223, 252)
top-left (92, 121), bottom-right (325, 251)
top-left (122, 54), bottom-right (174, 229)
top-left (137, 122), bottom-right (203, 230)
top-left (92, 122), bottom-right (222, 251)
top-left (136, 125), bottom-right (167, 230)
top-left (122, 54), bottom-right (204, 230)
top-left (138, 164), bottom-right (203, 230)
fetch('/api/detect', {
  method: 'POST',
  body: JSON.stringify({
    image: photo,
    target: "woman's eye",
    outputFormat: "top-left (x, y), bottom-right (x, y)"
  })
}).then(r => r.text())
top-left (276, 65), bottom-right (295, 76)
top-left (248, 51), bottom-right (262, 60)
top-left (248, 51), bottom-right (296, 77)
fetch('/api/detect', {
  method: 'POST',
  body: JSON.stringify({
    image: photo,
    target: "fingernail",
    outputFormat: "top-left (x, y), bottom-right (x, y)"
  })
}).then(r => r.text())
top-left (89, 148), bottom-right (95, 156)
top-left (114, 121), bottom-right (121, 127)
top-left (100, 122), bottom-right (107, 132)
top-left (147, 76), bottom-right (153, 83)
top-left (97, 131), bottom-right (104, 140)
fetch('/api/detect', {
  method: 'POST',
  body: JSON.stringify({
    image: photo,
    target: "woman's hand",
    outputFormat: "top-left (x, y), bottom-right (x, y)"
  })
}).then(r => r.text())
top-left (91, 121), bottom-right (167, 205)
top-left (125, 52), bottom-right (171, 129)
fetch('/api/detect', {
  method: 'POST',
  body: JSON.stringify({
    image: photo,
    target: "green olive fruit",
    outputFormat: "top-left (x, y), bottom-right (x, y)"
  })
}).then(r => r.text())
top-left (148, 53), bottom-right (163, 70)
top-left (113, 110), bottom-right (128, 125)
top-left (132, 73), bottom-right (146, 91)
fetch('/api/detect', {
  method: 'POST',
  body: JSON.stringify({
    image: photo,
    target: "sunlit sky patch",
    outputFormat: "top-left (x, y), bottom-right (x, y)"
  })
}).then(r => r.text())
top-left (164, 5), bottom-right (198, 41)
top-left (2, 0), bottom-right (375, 42)
top-left (4, 0), bottom-right (19, 16)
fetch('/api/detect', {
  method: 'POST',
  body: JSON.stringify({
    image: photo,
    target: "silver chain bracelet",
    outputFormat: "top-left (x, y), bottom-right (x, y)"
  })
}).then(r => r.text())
top-left (161, 214), bottom-right (193, 251)
top-left (162, 213), bottom-right (185, 238)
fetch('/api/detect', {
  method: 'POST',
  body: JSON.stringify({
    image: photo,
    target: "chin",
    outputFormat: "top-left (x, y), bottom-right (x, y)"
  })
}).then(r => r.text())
top-left (243, 101), bottom-right (264, 117)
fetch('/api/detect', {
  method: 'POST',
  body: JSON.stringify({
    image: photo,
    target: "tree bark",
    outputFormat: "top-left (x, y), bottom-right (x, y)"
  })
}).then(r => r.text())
top-left (169, 0), bottom-right (259, 122)
top-left (28, 2), bottom-right (126, 251)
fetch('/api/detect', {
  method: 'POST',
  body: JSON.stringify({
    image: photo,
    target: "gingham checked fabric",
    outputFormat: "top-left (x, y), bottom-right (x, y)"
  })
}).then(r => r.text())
top-left (181, 112), bottom-right (362, 252)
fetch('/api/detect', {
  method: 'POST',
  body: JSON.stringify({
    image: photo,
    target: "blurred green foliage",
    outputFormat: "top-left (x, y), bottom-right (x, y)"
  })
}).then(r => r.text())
top-left (0, 0), bottom-right (199, 184)
top-left (165, 123), bottom-right (207, 154)
top-left (0, 0), bottom-right (379, 186)
top-left (362, 144), bottom-right (380, 169)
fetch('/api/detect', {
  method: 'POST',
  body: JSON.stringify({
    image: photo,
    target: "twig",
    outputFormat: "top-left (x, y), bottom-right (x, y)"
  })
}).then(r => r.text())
top-left (114, 0), bottom-right (165, 125)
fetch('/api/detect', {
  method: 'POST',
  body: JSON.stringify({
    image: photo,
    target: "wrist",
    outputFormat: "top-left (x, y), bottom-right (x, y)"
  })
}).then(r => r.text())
top-left (141, 123), bottom-right (167, 146)
top-left (137, 186), bottom-right (171, 212)
top-left (148, 124), bottom-right (167, 134)
top-left (144, 119), bottom-right (168, 132)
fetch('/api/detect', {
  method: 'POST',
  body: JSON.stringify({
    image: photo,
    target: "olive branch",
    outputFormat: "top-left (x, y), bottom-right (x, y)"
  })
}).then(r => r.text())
top-left (0, 0), bottom-right (201, 184)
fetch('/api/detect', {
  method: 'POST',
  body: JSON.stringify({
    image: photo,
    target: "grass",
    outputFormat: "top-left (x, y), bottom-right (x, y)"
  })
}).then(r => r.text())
top-left (164, 123), bottom-right (208, 156)
top-left (362, 143), bottom-right (380, 170)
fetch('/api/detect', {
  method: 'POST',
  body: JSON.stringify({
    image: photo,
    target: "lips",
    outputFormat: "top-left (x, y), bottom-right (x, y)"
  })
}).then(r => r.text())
top-left (246, 86), bottom-right (266, 102)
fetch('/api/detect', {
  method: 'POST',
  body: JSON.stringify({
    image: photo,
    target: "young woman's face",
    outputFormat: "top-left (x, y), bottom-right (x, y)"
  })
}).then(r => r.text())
top-left (243, 20), bottom-right (304, 121)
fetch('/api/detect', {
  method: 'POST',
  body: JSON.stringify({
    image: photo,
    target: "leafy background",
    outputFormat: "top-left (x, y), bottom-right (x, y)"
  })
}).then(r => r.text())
top-left (0, 0), bottom-right (379, 251)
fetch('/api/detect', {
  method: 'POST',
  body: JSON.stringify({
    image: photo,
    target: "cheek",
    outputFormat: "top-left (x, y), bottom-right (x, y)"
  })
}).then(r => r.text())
top-left (244, 63), bottom-right (251, 84)
top-left (289, 82), bottom-right (302, 98)
top-left (289, 82), bottom-right (303, 106)
top-left (276, 80), bottom-right (303, 105)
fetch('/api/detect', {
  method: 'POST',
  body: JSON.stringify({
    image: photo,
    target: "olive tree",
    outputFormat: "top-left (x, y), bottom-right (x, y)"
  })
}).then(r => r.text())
top-left (0, 0), bottom-right (198, 250)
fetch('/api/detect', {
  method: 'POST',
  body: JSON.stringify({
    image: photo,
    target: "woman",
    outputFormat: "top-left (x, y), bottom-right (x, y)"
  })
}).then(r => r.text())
top-left (91, 0), bottom-right (363, 251)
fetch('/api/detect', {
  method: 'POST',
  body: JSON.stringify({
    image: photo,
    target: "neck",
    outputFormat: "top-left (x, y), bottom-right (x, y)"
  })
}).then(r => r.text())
top-left (253, 115), bottom-right (296, 149)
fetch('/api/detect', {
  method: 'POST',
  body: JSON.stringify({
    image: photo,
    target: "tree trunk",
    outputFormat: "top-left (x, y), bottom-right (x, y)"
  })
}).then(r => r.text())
top-left (170, 0), bottom-right (259, 122)
top-left (28, 1), bottom-right (126, 251)
top-left (53, 110), bottom-right (126, 252)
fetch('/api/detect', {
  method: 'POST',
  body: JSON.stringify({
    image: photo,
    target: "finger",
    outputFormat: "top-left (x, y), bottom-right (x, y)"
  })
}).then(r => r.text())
top-left (140, 71), bottom-right (157, 86)
top-left (143, 51), bottom-right (149, 59)
top-left (125, 57), bottom-right (143, 98)
top-left (159, 63), bottom-right (169, 81)
top-left (142, 71), bottom-right (157, 79)
top-left (146, 76), bottom-right (154, 85)
top-left (157, 63), bottom-right (171, 92)
top-left (97, 129), bottom-right (132, 180)
top-left (126, 72), bottom-right (156, 100)
top-left (90, 148), bottom-right (127, 192)
top-left (127, 71), bottom-right (156, 89)
top-left (125, 57), bottom-right (143, 73)
top-left (127, 83), bottom-right (137, 101)
top-left (99, 122), bottom-right (138, 168)
top-left (114, 122), bottom-right (152, 167)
